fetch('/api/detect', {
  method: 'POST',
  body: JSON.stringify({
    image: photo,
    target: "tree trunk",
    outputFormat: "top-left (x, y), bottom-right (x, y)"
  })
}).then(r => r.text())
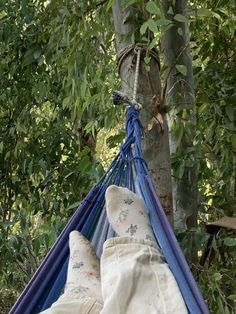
top-left (161, 0), bottom-right (197, 231)
top-left (112, 0), bottom-right (173, 223)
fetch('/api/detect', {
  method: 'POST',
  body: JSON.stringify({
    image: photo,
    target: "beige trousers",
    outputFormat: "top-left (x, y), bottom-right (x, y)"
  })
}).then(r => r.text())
top-left (41, 237), bottom-right (187, 314)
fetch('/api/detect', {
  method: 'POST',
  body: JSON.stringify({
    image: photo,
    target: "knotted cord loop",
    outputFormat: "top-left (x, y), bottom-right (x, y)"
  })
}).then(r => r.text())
top-left (114, 44), bottom-right (160, 110)
top-left (116, 43), bottom-right (160, 75)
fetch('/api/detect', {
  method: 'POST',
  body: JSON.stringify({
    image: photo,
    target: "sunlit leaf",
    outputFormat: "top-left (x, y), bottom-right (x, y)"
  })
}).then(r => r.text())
top-left (146, 19), bottom-right (158, 33)
top-left (146, 1), bottom-right (160, 15)
top-left (196, 8), bottom-right (212, 17)
top-left (176, 64), bottom-right (187, 76)
top-left (174, 13), bottom-right (187, 22)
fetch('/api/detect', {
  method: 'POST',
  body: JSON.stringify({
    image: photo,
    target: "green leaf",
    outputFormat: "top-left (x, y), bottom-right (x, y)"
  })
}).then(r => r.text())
top-left (33, 238), bottom-right (40, 255)
top-left (144, 56), bottom-right (151, 64)
top-left (38, 159), bottom-right (47, 174)
top-left (175, 161), bottom-right (185, 179)
top-left (155, 18), bottom-right (172, 26)
top-left (174, 14), bottom-right (187, 22)
top-left (167, 6), bottom-right (174, 15)
top-left (62, 96), bottom-right (70, 109)
top-left (224, 237), bottom-right (236, 247)
top-left (22, 49), bottom-right (36, 66)
top-left (0, 141), bottom-right (3, 153)
top-left (227, 294), bottom-right (236, 301)
top-left (5, 151), bottom-right (11, 160)
top-left (66, 201), bottom-right (81, 210)
top-left (225, 105), bottom-right (234, 121)
top-left (212, 12), bottom-right (221, 20)
top-left (140, 22), bottom-right (148, 35)
top-left (229, 20), bottom-right (235, 36)
top-left (80, 81), bottom-right (87, 99)
top-left (177, 27), bottom-right (183, 36)
top-left (106, 133), bottom-right (125, 149)
top-left (78, 155), bottom-right (92, 172)
top-left (185, 159), bottom-right (194, 168)
top-left (148, 38), bottom-right (158, 49)
top-left (176, 64), bottom-right (187, 76)
top-left (123, 0), bottom-right (136, 8)
top-left (174, 123), bottom-right (184, 144)
top-left (216, 296), bottom-right (224, 313)
top-left (106, 0), bottom-right (114, 10)
top-left (146, 1), bottom-right (160, 15)
top-left (64, 171), bottom-right (75, 179)
top-left (28, 160), bottom-right (33, 175)
top-left (33, 50), bottom-right (41, 59)
top-left (231, 134), bottom-right (236, 149)
top-left (213, 273), bottom-right (222, 281)
top-left (197, 8), bottom-right (212, 17)
top-left (123, 11), bottom-right (131, 24)
top-left (146, 19), bottom-right (158, 33)
top-left (44, 234), bottom-right (50, 249)
top-left (0, 10), bottom-right (7, 20)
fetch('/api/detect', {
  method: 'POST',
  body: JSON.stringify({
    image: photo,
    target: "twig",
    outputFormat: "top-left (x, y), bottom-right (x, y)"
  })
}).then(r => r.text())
top-left (85, 0), bottom-right (109, 15)
top-left (14, 259), bottom-right (29, 278)
top-left (162, 42), bottom-right (189, 103)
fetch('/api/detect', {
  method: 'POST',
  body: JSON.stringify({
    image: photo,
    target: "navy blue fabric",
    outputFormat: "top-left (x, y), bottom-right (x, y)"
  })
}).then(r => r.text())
top-left (10, 186), bottom-right (101, 314)
top-left (38, 257), bottom-right (68, 313)
top-left (10, 107), bottom-right (209, 314)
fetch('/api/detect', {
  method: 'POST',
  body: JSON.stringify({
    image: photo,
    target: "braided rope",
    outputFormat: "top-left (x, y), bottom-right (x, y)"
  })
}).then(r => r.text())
top-left (133, 47), bottom-right (141, 101)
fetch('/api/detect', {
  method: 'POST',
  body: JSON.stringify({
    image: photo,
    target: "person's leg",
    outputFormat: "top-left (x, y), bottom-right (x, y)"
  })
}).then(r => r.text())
top-left (40, 231), bottom-right (103, 314)
top-left (101, 185), bottom-right (188, 314)
top-left (105, 185), bottom-right (156, 241)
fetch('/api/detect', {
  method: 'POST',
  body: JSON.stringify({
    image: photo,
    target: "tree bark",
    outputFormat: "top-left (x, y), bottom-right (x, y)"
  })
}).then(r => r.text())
top-left (161, 0), bottom-right (197, 231)
top-left (112, 0), bottom-right (173, 223)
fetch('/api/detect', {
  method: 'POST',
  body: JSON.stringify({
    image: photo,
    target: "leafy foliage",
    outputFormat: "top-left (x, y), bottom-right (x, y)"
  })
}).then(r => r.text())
top-left (0, 0), bottom-right (235, 313)
top-left (0, 0), bottom-right (117, 311)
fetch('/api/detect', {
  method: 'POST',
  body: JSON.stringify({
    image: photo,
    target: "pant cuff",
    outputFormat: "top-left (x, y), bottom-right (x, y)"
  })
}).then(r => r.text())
top-left (103, 236), bottom-right (163, 258)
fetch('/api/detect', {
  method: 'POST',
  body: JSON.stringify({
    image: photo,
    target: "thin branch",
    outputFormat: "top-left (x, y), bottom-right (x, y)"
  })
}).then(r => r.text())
top-left (166, 42), bottom-right (189, 82)
top-left (161, 42), bottom-right (189, 103)
top-left (84, 0), bottom-right (109, 15)
top-left (14, 259), bottom-right (29, 277)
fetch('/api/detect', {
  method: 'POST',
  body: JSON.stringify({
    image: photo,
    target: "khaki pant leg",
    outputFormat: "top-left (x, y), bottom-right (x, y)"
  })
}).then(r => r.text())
top-left (39, 293), bottom-right (103, 314)
top-left (100, 237), bottom-right (188, 314)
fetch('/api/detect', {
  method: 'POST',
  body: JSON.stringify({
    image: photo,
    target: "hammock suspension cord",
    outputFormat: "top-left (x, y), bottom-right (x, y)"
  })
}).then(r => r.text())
top-left (132, 46), bottom-right (141, 102)
top-left (112, 44), bottom-right (147, 110)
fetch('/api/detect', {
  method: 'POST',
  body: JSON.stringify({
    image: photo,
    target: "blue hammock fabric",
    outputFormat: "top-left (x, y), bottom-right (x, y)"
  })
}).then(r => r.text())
top-left (10, 108), bottom-right (209, 314)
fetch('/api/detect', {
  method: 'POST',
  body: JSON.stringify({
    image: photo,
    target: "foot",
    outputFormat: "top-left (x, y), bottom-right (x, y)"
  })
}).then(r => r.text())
top-left (105, 185), bottom-right (155, 241)
top-left (65, 231), bottom-right (102, 303)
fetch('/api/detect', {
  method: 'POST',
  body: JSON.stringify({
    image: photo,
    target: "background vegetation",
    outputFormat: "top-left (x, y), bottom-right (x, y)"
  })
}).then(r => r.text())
top-left (0, 0), bottom-right (235, 313)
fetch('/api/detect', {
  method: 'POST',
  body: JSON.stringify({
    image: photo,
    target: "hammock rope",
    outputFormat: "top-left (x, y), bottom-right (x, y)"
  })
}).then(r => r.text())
top-left (10, 107), bottom-right (209, 314)
top-left (132, 46), bottom-right (141, 101)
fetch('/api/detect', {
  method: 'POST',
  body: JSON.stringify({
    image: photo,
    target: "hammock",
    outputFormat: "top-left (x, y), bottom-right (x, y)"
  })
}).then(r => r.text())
top-left (10, 108), bottom-right (209, 314)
